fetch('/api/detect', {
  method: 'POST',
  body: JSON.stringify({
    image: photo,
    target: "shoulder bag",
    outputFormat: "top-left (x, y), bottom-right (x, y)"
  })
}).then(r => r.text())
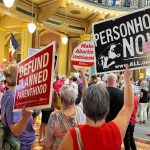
top-left (58, 111), bottom-right (71, 131)
top-left (0, 96), bottom-right (20, 150)
top-left (75, 127), bottom-right (84, 150)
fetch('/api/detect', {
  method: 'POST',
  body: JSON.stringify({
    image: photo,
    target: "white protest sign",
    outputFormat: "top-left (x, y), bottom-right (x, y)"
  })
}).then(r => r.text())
top-left (28, 48), bottom-right (40, 57)
top-left (71, 41), bottom-right (95, 70)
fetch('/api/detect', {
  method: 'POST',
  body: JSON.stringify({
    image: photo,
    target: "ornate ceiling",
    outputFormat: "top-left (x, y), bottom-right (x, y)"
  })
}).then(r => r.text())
top-left (26, 0), bottom-right (48, 4)
top-left (0, 0), bottom-right (133, 37)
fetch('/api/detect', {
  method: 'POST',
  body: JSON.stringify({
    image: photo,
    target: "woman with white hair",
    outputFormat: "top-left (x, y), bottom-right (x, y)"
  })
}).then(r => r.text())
top-left (138, 80), bottom-right (149, 124)
top-left (43, 76), bottom-right (85, 149)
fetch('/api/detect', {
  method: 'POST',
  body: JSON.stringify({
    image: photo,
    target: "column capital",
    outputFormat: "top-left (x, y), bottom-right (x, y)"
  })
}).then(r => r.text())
top-left (80, 34), bottom-right (92, 41)
top-left (0, 27), bottom-right (7, 32)
top-left (21, 23), bottom-right (29, 29)
top-left (36, 22), bottom-right (43, 30)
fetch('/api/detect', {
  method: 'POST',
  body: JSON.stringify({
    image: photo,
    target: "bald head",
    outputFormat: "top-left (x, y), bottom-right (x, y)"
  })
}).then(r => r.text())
top-left (106, 73), bottom-right (118, 87)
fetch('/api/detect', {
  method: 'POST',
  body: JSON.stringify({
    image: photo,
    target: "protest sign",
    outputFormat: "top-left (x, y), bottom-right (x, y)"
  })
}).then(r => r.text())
top-left (28, 48), bottom-right (58, 70)
top-left (143, 41), bottom-right (150, 53)
top-left (93, 7), bottom-right (150, 74)
top-left (28, 48), bottom-right (40, 57)
top-left (71, 41), bottom-right (95, 70)
top-left (14, 42), bottom-right (55, 111)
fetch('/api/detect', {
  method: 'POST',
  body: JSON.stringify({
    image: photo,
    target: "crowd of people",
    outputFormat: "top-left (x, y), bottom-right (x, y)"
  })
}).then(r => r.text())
top-left (0, 64), bottom-right (150, 150)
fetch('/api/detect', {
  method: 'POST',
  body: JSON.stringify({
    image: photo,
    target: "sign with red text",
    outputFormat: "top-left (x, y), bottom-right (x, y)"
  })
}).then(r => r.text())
top-left (14, 42), bottom-right (55, 111)
top-left (71, 41), bottom-right (95, 70)
top-left (28, 48), bottom-right (58, 71)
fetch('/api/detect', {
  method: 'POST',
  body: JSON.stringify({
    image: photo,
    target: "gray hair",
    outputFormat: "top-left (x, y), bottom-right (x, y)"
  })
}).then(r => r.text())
top-left (60, 84), bottom-right (78, 105)
top-left (96, 81), bottom-right (106, 87)
top-left (82, 84), bottom-right (110, 123)
top-left (107, 73), bottom-right (118, 84)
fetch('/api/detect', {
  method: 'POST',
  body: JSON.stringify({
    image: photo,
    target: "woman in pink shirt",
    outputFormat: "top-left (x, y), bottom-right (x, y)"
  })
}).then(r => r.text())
top-left (123, 94), bottom-right (139, 150)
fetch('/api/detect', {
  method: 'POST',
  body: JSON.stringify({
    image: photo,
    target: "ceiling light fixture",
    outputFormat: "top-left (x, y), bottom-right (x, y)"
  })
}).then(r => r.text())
top-left (62, 0), bottom-right (68, 45)
top-left (3, 0), bottom-right (15, 8)
top-left (28, 0), bottom-right (36, 33)
top-left (62, 35), bottom-right (68, 45)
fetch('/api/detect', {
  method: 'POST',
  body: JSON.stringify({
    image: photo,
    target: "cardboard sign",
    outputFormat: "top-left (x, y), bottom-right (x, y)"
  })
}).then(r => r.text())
top-left (93, 7), bottom-right (150, 74)
top-left (71, 41), bottom-right (95, 70)
top-left (28, 48), bottom-right (40, 57)
top-left (143, 41), bottom-right (150, 53)
top-left (14, 42), bottom-right (55, 111)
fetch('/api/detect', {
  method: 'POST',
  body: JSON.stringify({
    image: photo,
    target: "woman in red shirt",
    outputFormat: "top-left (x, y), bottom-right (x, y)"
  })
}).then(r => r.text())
top-left (58, 65), bottom-right (134, 150)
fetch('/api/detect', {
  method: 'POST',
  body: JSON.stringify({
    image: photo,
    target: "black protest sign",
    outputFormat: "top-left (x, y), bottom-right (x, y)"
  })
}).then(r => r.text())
top-left (93, 7), bottom-right (150, 74)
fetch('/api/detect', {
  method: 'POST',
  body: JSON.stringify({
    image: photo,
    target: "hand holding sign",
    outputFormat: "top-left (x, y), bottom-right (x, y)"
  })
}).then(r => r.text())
top-left (124, 64), bottom-right (132, 82)
top-left (22, 106), bottom-right (33, 119)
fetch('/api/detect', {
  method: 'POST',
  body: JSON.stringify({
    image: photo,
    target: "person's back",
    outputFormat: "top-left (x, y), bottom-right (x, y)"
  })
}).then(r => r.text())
top-left (70, 121), bottom-right (121, 150)
top-left (75, 82), bottom-right (83, 105)
top-left (123, 95), bottom-right (139, 150)
top-left (130, 96), bottom-right (139, 124)
top-left (53, 76), bottom-right (63, 93)
top-left (1, 64), bottom-right (35, 149)
top-left (88, 75), bottom-right (97, 87)
top-left (106, 87), bottom-right (124, 122)
top-left (106, 73), bottom-right (124, 122)
top-left (44, 84), bottom-right (85, 150)
top-left (70, 82), bottom-right (78, 90)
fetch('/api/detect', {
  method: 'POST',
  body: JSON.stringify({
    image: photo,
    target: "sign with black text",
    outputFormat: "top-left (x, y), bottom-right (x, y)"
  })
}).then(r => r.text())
top-left (93, 7), bottom-right (150, 74)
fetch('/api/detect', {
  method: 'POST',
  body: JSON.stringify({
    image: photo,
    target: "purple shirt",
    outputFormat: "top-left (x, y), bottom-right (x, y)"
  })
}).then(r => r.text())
top-left (1, 91), bottom-right (35, 149)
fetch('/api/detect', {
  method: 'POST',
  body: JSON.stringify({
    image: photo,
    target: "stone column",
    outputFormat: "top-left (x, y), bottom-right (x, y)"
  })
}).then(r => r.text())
top-left (21, 23), bottom-right (32, 61)
top-left (133, 69), bottom-right (140, 81)
top-left (57, 36), bottom-right (68, 75)
top-left (32, 30), bottom-right (40, 49)
top-left (140, 69), bottom-right (146, 79)
top-left (0, 27), bottom-right (6, 65)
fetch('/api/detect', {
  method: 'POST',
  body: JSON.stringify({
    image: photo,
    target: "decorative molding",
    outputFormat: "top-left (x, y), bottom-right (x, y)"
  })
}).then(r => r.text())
top-left (0, 26), bottom-right (7, 32)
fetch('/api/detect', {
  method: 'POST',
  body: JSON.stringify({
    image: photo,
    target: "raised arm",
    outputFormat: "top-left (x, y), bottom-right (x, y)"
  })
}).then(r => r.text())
top-left (79, 69), bottom-right (88, 91)
top-left (113, 65), bottom-right (134, 140)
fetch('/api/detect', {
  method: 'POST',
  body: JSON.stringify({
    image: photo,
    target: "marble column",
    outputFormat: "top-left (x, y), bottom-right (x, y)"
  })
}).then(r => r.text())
top-left (57, 36), bottom-right (68, 75)
top-left (0, 27), bottom-right (6, 65)
top-left (21, 23), bottom-right (33, 61)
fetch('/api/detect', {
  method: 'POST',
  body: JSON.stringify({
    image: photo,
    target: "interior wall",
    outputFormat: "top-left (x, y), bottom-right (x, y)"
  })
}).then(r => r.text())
top-left (40, 32), bottom-right (60, 74)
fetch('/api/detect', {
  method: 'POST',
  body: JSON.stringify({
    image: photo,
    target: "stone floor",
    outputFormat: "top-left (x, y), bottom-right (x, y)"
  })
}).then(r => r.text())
top-left (32, 115), bottom-right (150, 150)
top-left (135, 118), bottom-right (150, 141)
